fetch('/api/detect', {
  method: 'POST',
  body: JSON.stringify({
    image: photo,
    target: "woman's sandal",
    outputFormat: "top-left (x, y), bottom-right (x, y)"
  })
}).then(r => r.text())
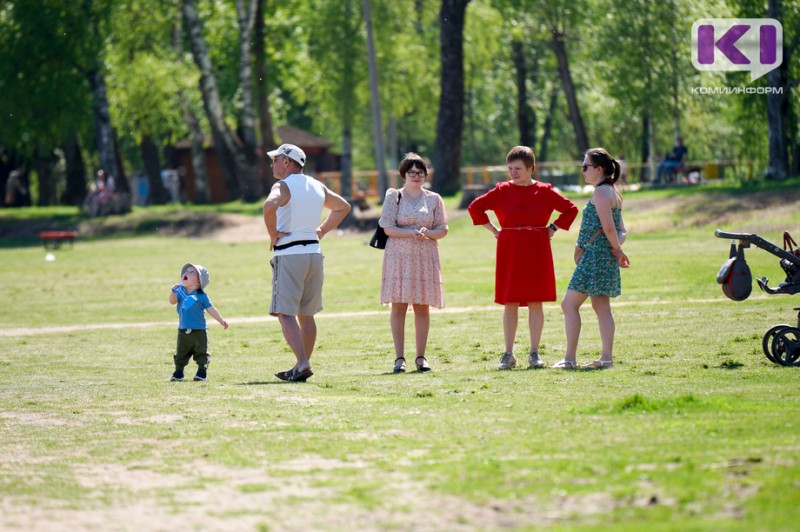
top-left (393, 357), bottom-right (406, 374)
top-left (550, 359), bottom-right (578, 369)
top-left (584, 359), bottom-right (614, 369)
top-left (415, 356), bottom-right (431, 372)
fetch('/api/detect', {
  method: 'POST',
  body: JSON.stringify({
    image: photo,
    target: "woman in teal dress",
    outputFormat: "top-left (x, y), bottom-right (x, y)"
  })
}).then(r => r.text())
top-left (552, 148), bottom-right (630, 369)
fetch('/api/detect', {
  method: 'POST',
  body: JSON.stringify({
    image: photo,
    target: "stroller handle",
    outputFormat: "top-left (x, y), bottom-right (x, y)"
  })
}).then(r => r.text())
top-left (715, 228), bottom-right (800, 267)
top-left (715, 229), bottom-right (755, 240)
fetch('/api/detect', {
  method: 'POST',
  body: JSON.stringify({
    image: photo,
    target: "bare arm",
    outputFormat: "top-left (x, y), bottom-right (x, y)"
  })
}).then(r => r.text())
top-left (593, 187), bottom-right (629, 267)
top-left (206, 306), bottom-right (229, 329)
top-left (482, 222), bottom-right (500, 240)
top-left (169, 284), bottom-right (179, 304)
top-left (263, 182), bottom-right (291, 251)
top-left (317, 187), bottom-right (352, 239)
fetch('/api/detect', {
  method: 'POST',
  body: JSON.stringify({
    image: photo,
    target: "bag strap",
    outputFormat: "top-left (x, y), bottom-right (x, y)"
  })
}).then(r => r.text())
top-left (583, 229), bottom-right (604, 248)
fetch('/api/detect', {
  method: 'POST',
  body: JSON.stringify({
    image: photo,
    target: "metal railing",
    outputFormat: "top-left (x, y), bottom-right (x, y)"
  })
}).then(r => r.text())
top-left (317, 159), bottom-right (755, 197)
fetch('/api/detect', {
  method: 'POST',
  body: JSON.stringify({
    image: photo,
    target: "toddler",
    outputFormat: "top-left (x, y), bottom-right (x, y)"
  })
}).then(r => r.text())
top-left (169, 263), bottom-right (228, 381)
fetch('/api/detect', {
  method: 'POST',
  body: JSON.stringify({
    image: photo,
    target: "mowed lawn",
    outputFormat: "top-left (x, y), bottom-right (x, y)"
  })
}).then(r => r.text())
top-left (1, 189), bottom-right (800, 531)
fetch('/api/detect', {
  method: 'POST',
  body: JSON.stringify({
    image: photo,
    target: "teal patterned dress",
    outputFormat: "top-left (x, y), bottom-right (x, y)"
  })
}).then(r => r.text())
top-left (568, 201), bottom-right (623, 297)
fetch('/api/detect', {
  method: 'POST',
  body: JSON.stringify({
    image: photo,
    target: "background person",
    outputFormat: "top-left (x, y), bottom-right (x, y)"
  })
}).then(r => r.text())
top-left (656, 137), bottom-right (688, 183)
top-left (4, 165), bottom-right (28, 207)
top-left (85, 169), bottom-right (115, 216)
top-left (263, 143), bottom-right (351, 382)
top-left (379, 153), bottom-right (448, 374)
top-left (556, 148), bottom-right (629, 370)
top-left (468, 146), bottom-right (578, 370)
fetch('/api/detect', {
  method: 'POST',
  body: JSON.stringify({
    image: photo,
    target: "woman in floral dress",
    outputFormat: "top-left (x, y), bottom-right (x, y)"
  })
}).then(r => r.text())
top-left (379, 153), bottom-right (448, 373)
top-left (554, 148), bottom-right (630, 369)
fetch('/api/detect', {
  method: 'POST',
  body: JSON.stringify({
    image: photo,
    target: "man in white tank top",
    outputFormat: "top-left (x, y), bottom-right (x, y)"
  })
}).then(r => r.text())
top-left (263, 144), bottom-right (352, 382)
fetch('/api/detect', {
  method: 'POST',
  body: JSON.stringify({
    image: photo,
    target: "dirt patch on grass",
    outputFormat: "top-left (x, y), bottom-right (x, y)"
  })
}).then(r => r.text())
top-left (0, 445), bottom-right (695, 531)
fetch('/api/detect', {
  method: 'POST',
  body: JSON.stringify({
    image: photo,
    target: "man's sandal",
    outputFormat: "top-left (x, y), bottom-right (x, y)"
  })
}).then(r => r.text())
top-left (550, 359), bottom-right (578, 369)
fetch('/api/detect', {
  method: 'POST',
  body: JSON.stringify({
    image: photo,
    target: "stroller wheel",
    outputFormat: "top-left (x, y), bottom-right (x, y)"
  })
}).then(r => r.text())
top-left (763, 325), bottom-right (791, 364)
top-left (771, 327), bottom-right (800, 366)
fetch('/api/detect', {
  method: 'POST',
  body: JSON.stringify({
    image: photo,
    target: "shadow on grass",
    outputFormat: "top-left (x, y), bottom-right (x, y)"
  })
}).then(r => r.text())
top-left (240, 381), bottom-right (312, 386)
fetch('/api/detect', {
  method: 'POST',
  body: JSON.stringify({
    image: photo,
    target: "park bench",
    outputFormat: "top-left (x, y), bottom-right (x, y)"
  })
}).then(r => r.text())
top-left (39, 231), bottom-right (78, 249)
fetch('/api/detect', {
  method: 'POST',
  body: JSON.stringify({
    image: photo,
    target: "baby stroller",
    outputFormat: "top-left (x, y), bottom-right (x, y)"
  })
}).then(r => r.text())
top-left (715, 229), bottom-right (800, 366)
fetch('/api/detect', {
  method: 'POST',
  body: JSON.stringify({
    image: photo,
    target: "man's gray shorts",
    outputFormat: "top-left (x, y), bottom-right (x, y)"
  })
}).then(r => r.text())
top-left (270, 253), bottom-right (324, 316)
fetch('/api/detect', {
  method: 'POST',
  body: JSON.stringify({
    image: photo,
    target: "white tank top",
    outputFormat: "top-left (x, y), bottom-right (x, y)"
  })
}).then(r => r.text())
top-left (274, 173), bottom-right (325, 256)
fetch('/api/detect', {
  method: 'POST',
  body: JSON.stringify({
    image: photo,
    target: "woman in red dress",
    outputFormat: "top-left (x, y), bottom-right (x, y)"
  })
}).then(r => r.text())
top-left (468, 146), bottom-right (578, 370)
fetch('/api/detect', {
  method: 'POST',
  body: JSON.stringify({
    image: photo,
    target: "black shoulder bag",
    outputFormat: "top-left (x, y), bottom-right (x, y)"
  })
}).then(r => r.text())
top-left (369, 192), bottom-right (401, 250)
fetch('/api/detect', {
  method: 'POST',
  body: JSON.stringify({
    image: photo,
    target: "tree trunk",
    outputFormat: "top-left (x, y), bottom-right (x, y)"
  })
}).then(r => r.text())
top-left (539, 83), bottom-right (560, 162)
top-left (388, 113), bottom-right (398, 183)
top-left (34, 144), bottom-right (57, 207)
top-left (112, 131), bottom-right (130, 196)
top-left (172, 9), bottom-right (209, 204)
top-left (551, 30), bottom-right (589, 156)
top-left (87, 68), bottom-right (124, 191)
top-left (186, 110), bottom-right (210, 203)
top-left (432, 0), bottom-right (470, 195)
top-left (363, 0), bottom-right (390, 198)
top-left (669, 4), bottom-right (680, 139)
top-left (183, 0), bottom-right (259, 201)
top-left (765, 0), bottom-right (788, 180)
top-left (338, 0), bottom-right (356, 199)
top-left (512, 38), bottom-right (536, 148)
top-left (255, 0), bottom-right (276, 188)
top-left (61, 133), bottom-right (87, 206)
top-left (140, 135), bottom-right (169, 204)
top-left (234, 0), bottom-right (262, 198)
top-left (341, 123), bottom-right (353, 199)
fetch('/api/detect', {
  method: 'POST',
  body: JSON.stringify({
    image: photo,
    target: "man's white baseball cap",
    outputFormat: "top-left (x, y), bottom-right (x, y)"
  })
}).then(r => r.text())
top-left (267, 144), bottom-right (306, 167)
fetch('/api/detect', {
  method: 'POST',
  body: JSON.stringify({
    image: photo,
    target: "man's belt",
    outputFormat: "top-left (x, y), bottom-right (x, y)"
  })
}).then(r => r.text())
top-left (274, 239), bottom-right (319, 250)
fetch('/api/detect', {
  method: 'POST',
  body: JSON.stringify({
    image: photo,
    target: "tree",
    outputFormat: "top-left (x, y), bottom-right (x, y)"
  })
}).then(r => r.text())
top-left (182, 0), bottom-right (261, 201)
top-left (363, 0), bottom-right (390, 197)
top-left (541, 0), bottom-right (588, 156)
top-left (84, 2), bottom-right (128, 199)
top-left (765, 0), bottom-right (791, 179)
top-left (234, 0), bottom-right (261, 193)
top-left (294, 0), bottom-right (366, 197)
top-left (601, 0), bottom-right (692, 180)
top-left (432, 0), bottom-right (471, 195)
top-left (0, 1), bottom-right (105, 205)
top-left (254, 0), bottom-right (277, 186)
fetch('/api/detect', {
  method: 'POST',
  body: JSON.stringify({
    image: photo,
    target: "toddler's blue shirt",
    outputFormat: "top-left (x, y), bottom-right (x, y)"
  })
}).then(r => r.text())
top-left (173, 286), bottom-right (213, 330)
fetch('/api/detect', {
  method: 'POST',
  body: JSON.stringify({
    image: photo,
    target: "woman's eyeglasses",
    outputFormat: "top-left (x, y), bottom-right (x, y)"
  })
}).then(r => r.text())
top-left (581, 164), bottom-right (598, 171)
top-left (406, 171), bottom-right (426, 178)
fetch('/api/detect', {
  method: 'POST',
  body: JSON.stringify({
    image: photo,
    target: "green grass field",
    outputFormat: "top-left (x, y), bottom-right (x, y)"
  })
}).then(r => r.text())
top-left (1, 183), bottom-right (800, 530)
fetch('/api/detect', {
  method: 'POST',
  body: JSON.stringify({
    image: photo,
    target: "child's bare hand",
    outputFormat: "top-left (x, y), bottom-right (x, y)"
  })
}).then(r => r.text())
top-left (221, 320), bottom-right (229, 330)
top-left (171, 283), bottom-right (179, 290)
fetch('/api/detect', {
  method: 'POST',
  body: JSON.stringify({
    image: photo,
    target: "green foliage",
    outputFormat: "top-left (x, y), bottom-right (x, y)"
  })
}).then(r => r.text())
top-left (0, 0), bottom-right (797, 202)
top-left (105, 0), bottom-right (200, 145)
top-left (0, 0), bottom-right (97, 155)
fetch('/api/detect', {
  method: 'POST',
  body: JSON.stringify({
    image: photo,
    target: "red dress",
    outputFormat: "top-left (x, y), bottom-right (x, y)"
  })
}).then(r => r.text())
top-left (468, 181), bottom-right (578, 304)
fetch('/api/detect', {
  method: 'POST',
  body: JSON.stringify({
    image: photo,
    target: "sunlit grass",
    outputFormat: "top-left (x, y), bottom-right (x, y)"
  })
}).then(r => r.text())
top-left (1, 183), bottom-right (799, 529)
